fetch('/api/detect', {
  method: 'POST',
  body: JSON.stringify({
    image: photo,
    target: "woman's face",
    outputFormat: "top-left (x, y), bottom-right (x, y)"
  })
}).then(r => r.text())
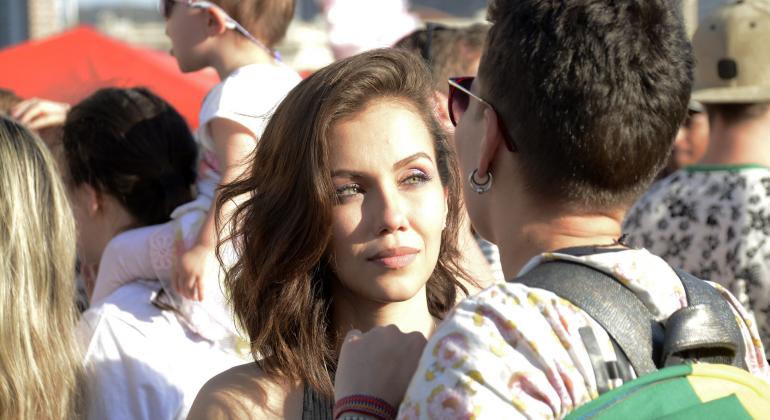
top-left (329, 99), bottom-right (448, 304)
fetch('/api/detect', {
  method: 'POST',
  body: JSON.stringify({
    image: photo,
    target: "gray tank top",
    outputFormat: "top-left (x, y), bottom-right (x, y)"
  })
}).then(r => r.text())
top-left (301, 384), bottom-right (333, 420)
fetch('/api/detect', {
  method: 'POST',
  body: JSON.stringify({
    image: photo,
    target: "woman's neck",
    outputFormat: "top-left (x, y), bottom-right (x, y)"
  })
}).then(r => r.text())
top-left (331, 285), bottom-right (436, 346)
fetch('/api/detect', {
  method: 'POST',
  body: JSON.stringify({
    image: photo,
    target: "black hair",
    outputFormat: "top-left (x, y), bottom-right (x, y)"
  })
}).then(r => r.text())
top-left (62, 87), bottom-right (198, 226)
top-left (481, 0), bottom-right (694, 208)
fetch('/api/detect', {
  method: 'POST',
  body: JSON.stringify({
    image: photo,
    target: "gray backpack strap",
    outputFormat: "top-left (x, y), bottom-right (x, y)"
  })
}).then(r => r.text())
top-left (517, 261), bottom-right (663, 376)
top-left (666, 269), bottom-right (747, 370)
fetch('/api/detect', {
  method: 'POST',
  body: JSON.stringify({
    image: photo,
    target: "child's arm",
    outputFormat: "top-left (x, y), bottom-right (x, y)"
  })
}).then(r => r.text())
top-left (175, 118), bottom-right (257, 301)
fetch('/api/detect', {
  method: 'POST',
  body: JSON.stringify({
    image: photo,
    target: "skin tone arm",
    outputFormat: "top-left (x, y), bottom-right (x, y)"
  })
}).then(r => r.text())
top-left (175, 117), bottom-right (256, 300)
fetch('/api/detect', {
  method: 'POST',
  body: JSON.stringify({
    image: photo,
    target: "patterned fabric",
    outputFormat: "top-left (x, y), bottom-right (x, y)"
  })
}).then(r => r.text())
top-left (476, 236), bottom-right (505, 283)
top-left (624, 165), bottom-right (770, 358)
top-left (398, 249), bottom-right (769, 419)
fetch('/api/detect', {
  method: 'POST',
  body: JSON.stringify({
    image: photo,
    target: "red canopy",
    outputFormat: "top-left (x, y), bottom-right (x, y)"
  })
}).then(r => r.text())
top-left (0, 26), bottom-right (219, 129)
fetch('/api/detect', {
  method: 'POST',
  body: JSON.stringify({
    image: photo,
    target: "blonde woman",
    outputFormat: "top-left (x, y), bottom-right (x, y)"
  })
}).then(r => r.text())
top-left (0, 115), bottom-right (82, 418)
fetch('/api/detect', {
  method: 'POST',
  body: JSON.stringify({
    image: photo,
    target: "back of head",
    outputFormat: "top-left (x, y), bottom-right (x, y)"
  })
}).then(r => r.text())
top-left (480, 0), bottom-right (693, 209)
top-left (214, 0), bottom-right (295, 47)
top-left (62, 87), bottom-right (198, 227)
top-left (692, 0), bottom-right (770, 124)
top-left (395, 23), bottom-right (489, 92)
top-left (0, 88), bottom-right (22, 116)
top-left (219, 48), bottom-right (465, 396)
top-left (0, 116), bottom-right (81, 419)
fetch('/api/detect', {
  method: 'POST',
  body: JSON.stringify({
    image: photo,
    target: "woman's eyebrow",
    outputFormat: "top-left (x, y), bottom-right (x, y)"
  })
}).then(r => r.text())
top-left (331, 152), bottom-right (433, 178)
top-left (331, 169), bottom-right (363, 179)
top-left (393, 152), bottom-right (433, 170)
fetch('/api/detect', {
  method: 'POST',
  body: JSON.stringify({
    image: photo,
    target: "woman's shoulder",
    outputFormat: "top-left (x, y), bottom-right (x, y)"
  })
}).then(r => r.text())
top-left (187, 362), bottom-right (304, 420)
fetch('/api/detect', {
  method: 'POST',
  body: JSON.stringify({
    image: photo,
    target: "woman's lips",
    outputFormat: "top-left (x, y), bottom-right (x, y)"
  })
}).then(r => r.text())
top-left (367, 247), bottom-right (420, 269)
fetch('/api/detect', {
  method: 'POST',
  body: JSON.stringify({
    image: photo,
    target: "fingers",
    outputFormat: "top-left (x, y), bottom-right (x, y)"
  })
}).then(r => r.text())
top-left (11, 98), bottom-right (70, 130)
top-left (185, 275), bottom-right (199, 301)
top-left (195, 278), bottom-right (205, 302)
top-left (10, 98), bottom-right (41, 122)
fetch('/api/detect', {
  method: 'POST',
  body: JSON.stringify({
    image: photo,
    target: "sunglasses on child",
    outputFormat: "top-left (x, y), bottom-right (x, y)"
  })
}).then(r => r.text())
top-left (448, 76), bottom-right (517, 152)
top-left (159, 0), bottom-right (281, 61)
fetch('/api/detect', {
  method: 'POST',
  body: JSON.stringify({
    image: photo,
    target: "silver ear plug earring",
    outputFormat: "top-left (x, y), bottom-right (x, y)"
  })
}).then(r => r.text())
top-left (468, 169), bottom-right (493, 194)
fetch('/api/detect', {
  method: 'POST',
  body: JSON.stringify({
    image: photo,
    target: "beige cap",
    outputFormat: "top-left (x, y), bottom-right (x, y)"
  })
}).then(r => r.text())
top-left (692, 0), bottom-right (770, 104)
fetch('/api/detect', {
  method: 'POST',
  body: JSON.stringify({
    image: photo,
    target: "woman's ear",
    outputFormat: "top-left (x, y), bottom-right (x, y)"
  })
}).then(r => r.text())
top-left (477, 107), bottom-right (503, 176)
top-left (432, 90), bottom-right (451, 129)
top-left (81, 184), bottom-right (102, 217)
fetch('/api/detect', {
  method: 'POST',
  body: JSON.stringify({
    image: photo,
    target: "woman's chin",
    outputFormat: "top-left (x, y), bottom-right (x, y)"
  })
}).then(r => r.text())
top-left (366, 274), bottom-right (427, 303)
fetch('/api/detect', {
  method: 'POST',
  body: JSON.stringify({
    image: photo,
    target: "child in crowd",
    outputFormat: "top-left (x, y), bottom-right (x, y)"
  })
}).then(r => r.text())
top-left (90, 0), bottom-right (301, 351)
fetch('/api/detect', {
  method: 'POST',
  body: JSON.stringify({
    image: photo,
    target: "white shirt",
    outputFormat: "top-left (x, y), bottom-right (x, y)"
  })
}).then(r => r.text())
top-left (195, 63), bottom-right (301, 201)
top-left (77, 280), bottom-right (245, 420)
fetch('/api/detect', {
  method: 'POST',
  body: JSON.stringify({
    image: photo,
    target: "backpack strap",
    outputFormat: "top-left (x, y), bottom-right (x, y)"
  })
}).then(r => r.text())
top-left (517, 261), bottom-right (663, 376)
top-left (664, 269), bottom-right (747, 370)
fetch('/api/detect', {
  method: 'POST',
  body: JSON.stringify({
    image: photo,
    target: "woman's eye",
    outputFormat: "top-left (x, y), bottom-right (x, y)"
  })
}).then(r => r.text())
top-left (336, 184), bottom-right (362, 197)
top-left (401, 170), bottom-right (432, 186)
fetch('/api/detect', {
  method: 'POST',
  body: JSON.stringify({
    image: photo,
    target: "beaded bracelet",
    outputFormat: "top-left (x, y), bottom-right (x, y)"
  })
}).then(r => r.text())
top-left (333, 395), bottom-right (398, 420)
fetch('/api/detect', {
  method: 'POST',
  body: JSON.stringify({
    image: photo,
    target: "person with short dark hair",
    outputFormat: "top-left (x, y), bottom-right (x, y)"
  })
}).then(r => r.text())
top-left (332, 0), bottom-right (769, 418)
top-left (624, 0), bottom-right (770, 359)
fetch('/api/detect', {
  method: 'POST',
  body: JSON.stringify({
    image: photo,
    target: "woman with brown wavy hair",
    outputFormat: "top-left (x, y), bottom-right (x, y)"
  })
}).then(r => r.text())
top-left (188, 48), bottom-right (471, 418)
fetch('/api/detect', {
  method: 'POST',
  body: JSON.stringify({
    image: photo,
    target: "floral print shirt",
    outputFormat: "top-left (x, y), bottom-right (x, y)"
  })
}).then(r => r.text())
top-left (398, 249), bottom-right (769, 419)
top-left (624, 165), bottom-right (770, 358)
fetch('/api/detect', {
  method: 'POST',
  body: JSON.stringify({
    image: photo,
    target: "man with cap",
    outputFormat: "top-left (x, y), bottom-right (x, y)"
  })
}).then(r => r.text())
top-left (624, 0), bottom-right (770, 359)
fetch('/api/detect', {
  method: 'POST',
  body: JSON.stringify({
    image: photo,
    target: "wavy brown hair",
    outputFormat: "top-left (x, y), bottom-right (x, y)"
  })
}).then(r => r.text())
top-left (217, 48), bottom-right (469, 396)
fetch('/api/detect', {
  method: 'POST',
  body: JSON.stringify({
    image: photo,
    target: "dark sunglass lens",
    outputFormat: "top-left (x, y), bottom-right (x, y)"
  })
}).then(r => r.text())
top-left (162, 0), bottom-right (174, 18)
top-left (449, 82), bottom-right (471, 126)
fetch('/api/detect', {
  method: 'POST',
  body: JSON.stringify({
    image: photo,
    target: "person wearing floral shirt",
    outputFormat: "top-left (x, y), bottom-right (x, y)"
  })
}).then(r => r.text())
top-left (624, 0), bottom-right (770, 359)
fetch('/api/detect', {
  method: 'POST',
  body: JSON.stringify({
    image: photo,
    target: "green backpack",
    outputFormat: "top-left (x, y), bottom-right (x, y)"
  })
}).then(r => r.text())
top-left (567, 363), bottom-right (770, 419)
top-left (517, 249), bottom-right (770, 419)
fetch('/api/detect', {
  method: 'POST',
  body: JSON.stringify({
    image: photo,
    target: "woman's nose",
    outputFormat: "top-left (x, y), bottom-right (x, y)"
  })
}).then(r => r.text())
top-left (375, 189), bottom-right (409, 236)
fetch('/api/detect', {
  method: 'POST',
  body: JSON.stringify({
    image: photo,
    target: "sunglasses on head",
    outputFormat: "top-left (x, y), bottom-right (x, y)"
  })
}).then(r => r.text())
top-left (159, 0), bottom-right (281, 61)
top-left (448, 76), bottom-right (517, 152)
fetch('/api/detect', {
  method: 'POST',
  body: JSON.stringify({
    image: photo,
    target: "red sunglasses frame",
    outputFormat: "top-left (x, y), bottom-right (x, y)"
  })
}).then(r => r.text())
top-left (448, 76), bottom-right (517, 152)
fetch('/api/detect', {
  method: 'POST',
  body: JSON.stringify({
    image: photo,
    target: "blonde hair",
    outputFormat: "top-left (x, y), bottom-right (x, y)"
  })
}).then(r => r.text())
top-left (0, 116), bottom-right (82, 419)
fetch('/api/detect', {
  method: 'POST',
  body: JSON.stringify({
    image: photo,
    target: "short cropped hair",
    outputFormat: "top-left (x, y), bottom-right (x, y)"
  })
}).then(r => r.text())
top-left (480, 0), bottom-right (693, 208)
top-left (395, 23), bottom-right (488, 92)
top-left (213, 0), bottom-right (295, 47)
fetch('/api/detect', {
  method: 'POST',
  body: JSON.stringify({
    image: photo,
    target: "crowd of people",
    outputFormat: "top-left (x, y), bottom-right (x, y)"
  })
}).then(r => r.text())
top-left (1, 0), bottom-right (770, 419)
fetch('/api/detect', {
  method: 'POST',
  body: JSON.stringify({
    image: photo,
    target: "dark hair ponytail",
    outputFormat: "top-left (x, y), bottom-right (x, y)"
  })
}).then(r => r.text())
top-left (62, 87), bottom-right (198, 226)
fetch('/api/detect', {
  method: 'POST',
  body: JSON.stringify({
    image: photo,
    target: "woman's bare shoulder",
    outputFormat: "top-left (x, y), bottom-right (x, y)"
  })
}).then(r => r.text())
top-left (187, 362), bottom-right (303, 420)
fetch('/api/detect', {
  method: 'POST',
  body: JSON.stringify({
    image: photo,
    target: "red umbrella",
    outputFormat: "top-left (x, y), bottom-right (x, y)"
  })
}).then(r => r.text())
top-left (0, 25), bottom-right (219, 129)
